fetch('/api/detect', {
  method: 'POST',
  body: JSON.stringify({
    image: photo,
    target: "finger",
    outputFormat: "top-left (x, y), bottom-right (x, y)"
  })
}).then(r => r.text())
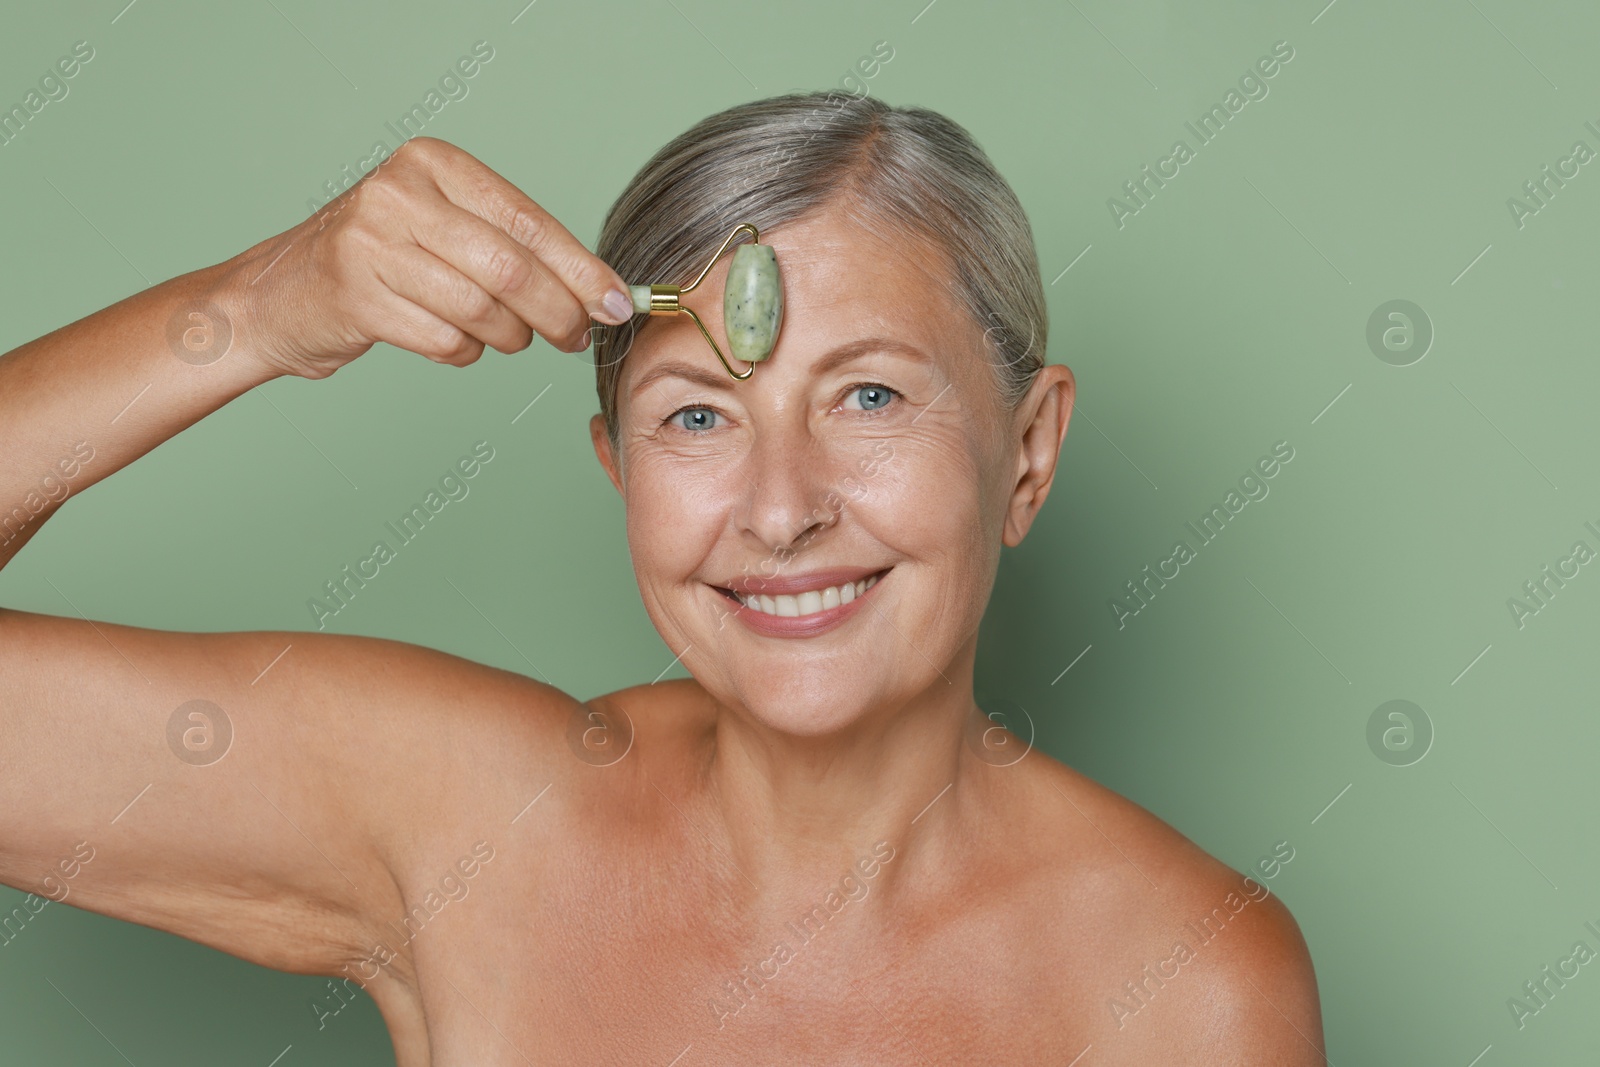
top-left (407, 199), bottom-right (593, 353)
top-left (373, 243), bottom-right (535, 355)
top-left (406, 138), bottom-right (634, 326)
top-left (358, 283), bottom-right (486, 367)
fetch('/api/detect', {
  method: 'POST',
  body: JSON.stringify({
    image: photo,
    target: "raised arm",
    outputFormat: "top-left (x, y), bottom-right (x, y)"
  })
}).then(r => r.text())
top-left (0, 136), bottom-right (630, 976)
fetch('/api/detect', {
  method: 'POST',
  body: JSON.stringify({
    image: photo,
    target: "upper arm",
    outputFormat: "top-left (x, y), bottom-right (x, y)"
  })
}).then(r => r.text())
top-left (0, 607), bottom-right (578, 978)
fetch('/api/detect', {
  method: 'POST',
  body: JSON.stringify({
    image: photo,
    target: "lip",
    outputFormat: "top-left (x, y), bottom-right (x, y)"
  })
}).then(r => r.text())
top-left (710, 566), bottom-right (891, 639)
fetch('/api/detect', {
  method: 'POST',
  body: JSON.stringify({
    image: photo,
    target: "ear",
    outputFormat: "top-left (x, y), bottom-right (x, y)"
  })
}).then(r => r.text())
top-left (1002, 363), bottom-right (1075, 547)
top-left (589, 413), bottom-right (624, 496)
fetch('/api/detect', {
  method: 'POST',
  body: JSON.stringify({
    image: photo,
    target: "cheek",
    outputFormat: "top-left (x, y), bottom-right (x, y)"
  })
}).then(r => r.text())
top-left (621, 449), bottom-right (735, 574)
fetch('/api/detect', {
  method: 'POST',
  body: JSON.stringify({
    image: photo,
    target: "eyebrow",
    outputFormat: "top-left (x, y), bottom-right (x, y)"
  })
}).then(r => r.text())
top-left (629, 337), bottom-right (932, 399)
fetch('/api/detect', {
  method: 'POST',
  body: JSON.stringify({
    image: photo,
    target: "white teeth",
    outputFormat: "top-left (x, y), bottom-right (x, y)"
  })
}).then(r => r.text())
top-left (736, 573), bottom-right (883, 617)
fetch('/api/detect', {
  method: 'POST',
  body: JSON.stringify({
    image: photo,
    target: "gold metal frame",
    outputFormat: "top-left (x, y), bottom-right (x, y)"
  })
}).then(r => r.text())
top-left (641, 223), bottom-right (762, 381)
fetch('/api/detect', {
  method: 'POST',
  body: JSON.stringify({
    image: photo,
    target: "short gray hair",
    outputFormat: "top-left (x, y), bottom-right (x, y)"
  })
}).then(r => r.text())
top-left (591, 90), bottom-right (1047, 446)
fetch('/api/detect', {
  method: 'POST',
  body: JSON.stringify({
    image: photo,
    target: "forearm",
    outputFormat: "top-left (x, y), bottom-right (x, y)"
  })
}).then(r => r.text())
top-left (0, 255), bottom-right (279, 569)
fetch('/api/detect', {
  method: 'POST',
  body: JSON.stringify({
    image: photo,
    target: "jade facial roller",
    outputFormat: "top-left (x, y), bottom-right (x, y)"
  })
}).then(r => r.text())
top-left (627, 223), bottom-right (783, 380)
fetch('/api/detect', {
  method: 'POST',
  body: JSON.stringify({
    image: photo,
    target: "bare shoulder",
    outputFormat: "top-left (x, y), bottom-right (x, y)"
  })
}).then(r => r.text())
top-left (1009, 754), bottom-right (1325, 1062)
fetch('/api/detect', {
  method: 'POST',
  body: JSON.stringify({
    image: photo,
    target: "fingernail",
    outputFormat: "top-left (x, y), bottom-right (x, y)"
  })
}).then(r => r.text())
top-left (601, 289), bottom-right (633, 324)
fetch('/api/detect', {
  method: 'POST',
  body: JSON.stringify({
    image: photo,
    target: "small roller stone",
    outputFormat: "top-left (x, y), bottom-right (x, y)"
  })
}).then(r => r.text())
top-left (629, 285), bottom-right (654, 314)
top-left (723, 243), bottom-right (783, 364)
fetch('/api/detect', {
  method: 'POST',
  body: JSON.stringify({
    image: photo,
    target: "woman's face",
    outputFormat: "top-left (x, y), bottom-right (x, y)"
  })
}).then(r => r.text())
top-left (591, 204), bottom-right (1067, 736)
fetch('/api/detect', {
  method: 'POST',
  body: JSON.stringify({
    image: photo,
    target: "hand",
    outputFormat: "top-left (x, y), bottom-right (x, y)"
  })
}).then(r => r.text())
top-left (221, 137), bottom-right (634, 380)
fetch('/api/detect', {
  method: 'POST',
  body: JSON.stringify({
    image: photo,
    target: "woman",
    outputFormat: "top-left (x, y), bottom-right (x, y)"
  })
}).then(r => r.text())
top-left (0, 92), bottom-right (1322, 1064)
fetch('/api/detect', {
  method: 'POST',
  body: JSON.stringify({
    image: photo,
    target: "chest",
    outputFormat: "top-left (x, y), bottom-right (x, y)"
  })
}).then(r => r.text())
top-left (371, 842), bottom-right (1098, 1065)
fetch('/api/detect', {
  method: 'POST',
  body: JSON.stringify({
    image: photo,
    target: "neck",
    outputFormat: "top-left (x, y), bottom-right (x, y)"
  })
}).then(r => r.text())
top-left (699, 635), bottom-right (983, 909)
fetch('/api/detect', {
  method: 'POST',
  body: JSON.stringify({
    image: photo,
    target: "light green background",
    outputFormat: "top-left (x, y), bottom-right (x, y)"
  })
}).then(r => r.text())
top-left (3, 0), bottom-right (1598, 1062)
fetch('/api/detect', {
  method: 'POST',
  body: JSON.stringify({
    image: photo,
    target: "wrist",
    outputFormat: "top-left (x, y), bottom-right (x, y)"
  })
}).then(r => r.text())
top-left (181, 247), bottom-right (292, 387)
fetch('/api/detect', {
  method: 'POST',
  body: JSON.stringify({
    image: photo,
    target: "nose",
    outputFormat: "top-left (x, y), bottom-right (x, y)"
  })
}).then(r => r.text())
top-left (736, 417), bottom-right (838, 558)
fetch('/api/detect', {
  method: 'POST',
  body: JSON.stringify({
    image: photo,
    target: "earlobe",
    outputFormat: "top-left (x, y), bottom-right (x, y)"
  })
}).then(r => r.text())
top-left (589, 414), bottom-right (624, 496)
top-left (1002, 364), bottom-right (1075, 547)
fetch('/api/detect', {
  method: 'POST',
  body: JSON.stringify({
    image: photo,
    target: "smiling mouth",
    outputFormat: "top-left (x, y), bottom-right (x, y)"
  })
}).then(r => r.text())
top-left (715, 568), bottom-right (890, 618)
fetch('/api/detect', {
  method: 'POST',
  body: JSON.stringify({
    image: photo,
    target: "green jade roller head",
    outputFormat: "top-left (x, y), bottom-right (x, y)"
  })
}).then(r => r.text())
top-left (627, 223), bottom-right (783, 381)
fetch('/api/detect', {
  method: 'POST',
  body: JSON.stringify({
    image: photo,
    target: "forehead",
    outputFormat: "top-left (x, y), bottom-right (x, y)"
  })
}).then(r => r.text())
top-left (616, 206), bottom-right (979, 398)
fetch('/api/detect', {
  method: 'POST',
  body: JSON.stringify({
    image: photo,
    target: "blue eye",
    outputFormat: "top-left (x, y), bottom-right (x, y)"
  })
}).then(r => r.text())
top-left (670, 406), bottom-right (718, 432)
top-left (846, 383), bottom-right (898, 412)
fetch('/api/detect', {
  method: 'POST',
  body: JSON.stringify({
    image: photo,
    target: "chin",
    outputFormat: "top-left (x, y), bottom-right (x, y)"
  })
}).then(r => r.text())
top-left (740, 696), bottom-right (872, 738)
